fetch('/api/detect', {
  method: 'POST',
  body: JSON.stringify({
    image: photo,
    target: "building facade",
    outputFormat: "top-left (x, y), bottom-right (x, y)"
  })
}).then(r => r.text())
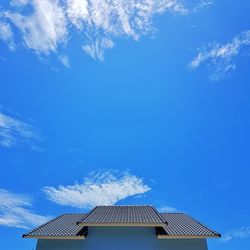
top-left (23, 206), bottom-right (220, 250)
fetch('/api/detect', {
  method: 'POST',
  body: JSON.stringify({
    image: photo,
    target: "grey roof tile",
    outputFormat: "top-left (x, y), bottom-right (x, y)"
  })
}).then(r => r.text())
top-left (78, 205), bottom-right (164, 225)
top-left (23, 214), bottom-right (88, 238)
top-left (23, 207), bottom-right (220, 239)
top-left (157, 213), bottom-right (221, 238)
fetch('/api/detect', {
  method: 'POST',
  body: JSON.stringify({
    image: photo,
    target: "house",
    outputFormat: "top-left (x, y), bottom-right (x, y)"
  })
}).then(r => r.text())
top-left (23, 205), bottom-right (221, 250)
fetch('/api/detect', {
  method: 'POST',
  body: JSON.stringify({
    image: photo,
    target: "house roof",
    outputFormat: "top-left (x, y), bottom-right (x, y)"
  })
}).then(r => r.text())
top-left (23, 206), bottom-right (221, 239)
top-left (23, 214), bottom-right (88, 239)
top-left (156, 213), bottom-right (221, 238)
top-left (77, 205), bottom-right (165, 226)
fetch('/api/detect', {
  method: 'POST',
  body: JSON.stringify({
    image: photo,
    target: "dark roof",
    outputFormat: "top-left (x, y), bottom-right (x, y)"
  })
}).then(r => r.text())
top-left (77, 205), bottom-right (164, 226)
top-left (23, 206), bottom-right (221, 239)
top-left (156, 213), bottom-right (221, 238)
top-left (23, 214), bottom-right (88, 239)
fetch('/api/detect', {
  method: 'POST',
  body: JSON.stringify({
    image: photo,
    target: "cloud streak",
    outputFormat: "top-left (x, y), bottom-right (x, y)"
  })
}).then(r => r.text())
top-left (0, 109), bottom-right (41, 149)
top-left (0, 0), bottom-right (210, 62)
top-left (189, 30), bottom-right (250, 81)
top-left (43, 170), bottom-right (151, 208)
top-left (158, 205), bottom-right (178, 212)
top-left (5, 0), bottom-right (68, 55)
top-left (221, 226), bottom-right (250, 242)
top-left (0, 21), bottom-right (15, 50)
top-left (0, 189), bottom-right (50, 229)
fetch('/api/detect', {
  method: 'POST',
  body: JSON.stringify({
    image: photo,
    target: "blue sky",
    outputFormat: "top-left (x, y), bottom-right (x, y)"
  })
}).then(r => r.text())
top-left (0, 0), bottom-right (250, 249)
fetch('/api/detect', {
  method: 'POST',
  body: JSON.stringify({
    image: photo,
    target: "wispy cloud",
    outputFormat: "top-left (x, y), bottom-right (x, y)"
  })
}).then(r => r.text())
top-left (0, 21), bottom-right (15, 50)
top-left (58, 54), bottom-right (70, 68)
top-left (221, 227), bottom-right (250, 242)
top-left (0, 0), bottom-right (210, 62)
top-left (158, 205), bottom-right (178, 212)
top-left (0, 109), bottom-right (41, 149)
top-left (43, 170), bottom-right (151, 209)
top-left (189, 30), bottom-right (250, 81)
top-left (0, 189), bottom-right (50, 229)
top-left (192, 0), bottom-right (213, 12)
top-left (82, 38), bottom-right (114, 61)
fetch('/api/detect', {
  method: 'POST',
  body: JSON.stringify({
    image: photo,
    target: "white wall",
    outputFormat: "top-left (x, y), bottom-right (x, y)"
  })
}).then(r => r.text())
top-left (36, 227), bottom-right (208, 250)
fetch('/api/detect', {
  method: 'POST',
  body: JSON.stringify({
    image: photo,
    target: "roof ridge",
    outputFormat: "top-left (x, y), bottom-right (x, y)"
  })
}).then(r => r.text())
top-left (160, 212), bottom-right (184, 215)
top-left (77, 206), bottom-right (98, 225)
top-left (95, 205), bottom-right (153, 207)
top-left (62, 213), bottom-right (87, 215)
top-left (150, 206), bottom-right (166, 224)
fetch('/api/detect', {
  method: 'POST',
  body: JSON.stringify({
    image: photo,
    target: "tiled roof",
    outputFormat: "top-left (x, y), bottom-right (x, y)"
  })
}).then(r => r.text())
top-left (77, 206), bottom-right (164, 226)
top-left (23, 206), bottom-right (221, 239)
top-left (156, 213), bottom-right (221, 238)
top-left (23, 214), bottom-right (88, 239)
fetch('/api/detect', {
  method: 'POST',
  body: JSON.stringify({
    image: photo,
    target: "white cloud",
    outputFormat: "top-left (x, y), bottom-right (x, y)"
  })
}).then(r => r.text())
top-left (0, 189), bottom-right (50, 229)
top-left (10, 0), bottom-right (30, 7)
top-left (43, 170), bottom-right (151, 209)
top-left (221, 227), bottom-right (250, 242)
top-left (191, 0), bottom-right (213, 12)
top-left (0, 21), bottom-right (15, 50)
top-left (82, 38), bottom-right (114, 60)
top-left (158, 205), bottom-right (178, 212)
top-left (5, 0), bottom-right (68, 55)
top-left (189, 30), bottom-right (250, 81)
top-left (66, 0), bottom-right (89, 30)
top-left (0, 0), bottom-right (210, 61)
top-left (0, 110), bottom-right (41, 149)
top-left (58, 54), bottom-right (70, 68)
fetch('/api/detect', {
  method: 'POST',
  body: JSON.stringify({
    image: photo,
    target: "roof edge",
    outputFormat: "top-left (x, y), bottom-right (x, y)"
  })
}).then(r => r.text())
top-left (22, 235), bottom-right (86, 240)
top-left (183, 214), bottom-right (221, 237)
top-left (157, 234), bottom-right (221, 239)
top-left (22, 214), bottom-right (65, 238)
top-left (77, 222), bottom-right (165, 227)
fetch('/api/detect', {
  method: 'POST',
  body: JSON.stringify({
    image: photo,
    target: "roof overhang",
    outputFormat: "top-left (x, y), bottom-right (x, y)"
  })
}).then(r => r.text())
top-left (77, 223), bottom-right (165, 227)
top-left (22, 235), bottom-right (87, 240)
top-left (157, 234), bottom-right (221, 239)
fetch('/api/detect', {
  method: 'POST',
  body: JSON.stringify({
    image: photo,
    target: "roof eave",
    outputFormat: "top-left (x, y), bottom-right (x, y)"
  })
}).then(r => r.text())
top-left (77, 222), bottom-right (165, 227)
top-left (157, 234), bottom-right (221, 239)
top-left (22, 235), bottom-right (87, 240)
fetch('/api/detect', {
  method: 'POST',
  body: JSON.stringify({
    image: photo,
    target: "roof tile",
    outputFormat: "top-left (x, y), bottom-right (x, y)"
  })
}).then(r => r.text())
top-left (23, 206), bottom-right (220, 239)
top-left (23, 214), bottom-right (87, 238)
top-left (157, 213), bottom-right (220, 238)
top-left (78, 205), bottom-right (164, 225)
